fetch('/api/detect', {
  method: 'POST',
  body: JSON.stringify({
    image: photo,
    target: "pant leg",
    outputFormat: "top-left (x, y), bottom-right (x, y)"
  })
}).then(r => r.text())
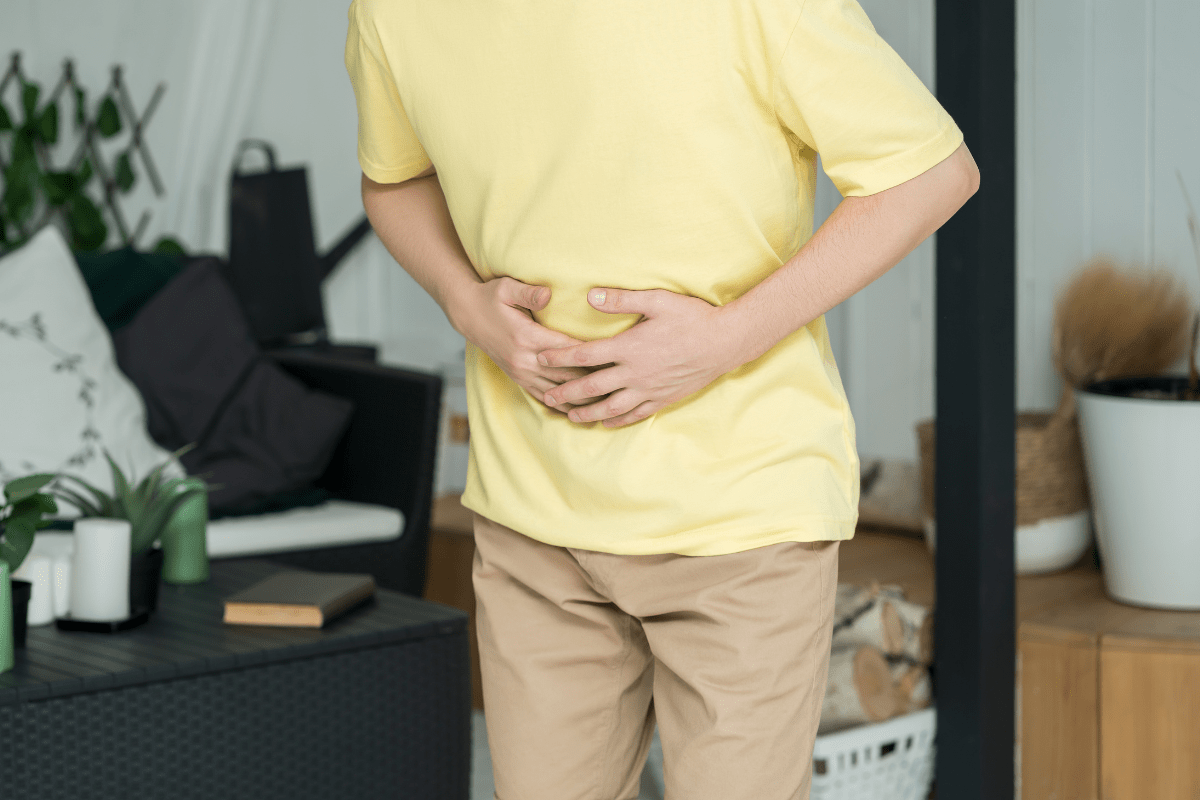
top-left (471, 513), bottom-right (657, 800)
top-left (592, 539), bottom-right (840, 800)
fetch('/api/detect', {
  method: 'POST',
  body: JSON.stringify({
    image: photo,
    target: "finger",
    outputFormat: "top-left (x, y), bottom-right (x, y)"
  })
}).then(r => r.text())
top-left (526, 378), bottom-right (577, 414)
top-left (602, 401), bottom-right (659, 428)
top-left (587, 287), bottom-right (675, 316)
top-left (501, 277), bottom-right (551, 312)
top-left (542, 366), bottom-right (594, 385)
top-left (544, 367), bottom-right (628, 407)
top-left (538, 340), bottom-right (619, 369)
top-left (566, 389), bottom-right (641, 424)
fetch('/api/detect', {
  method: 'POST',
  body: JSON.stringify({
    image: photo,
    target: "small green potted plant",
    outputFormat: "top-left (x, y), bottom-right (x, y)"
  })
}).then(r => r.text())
top-left (51, 446), bottom-right (213, 611)
top-left (1, 473), bottom-right (58, 673)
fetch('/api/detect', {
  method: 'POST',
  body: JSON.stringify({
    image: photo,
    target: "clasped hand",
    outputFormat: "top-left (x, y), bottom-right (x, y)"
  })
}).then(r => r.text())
top-left (539, 286), bottom-right (742, 428)
top-left (460, 277), bottom-right (742, 428)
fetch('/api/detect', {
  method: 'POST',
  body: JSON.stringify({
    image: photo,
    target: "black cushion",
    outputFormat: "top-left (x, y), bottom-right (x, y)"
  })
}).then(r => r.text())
top-left (111, 258), bottom-right (354, 515)
top-left (74, 247), bottom-right (186, 332)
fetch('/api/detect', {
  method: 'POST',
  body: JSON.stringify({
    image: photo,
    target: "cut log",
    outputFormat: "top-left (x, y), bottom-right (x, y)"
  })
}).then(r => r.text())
top-left (832, 597), bottom-right (906, 655)
top-left (832, 582), bottom-right (911, 655)
top-left (889, 596), bottom-right (933, 664)
top-left (890, 661), bottom-right (932, 712)
top-left (819, 645), bottom-right (900, 734)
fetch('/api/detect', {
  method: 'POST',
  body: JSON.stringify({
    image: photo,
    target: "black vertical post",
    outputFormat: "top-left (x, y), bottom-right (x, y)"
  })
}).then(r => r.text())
top-left (934, 0), bottom-right (1016, 796)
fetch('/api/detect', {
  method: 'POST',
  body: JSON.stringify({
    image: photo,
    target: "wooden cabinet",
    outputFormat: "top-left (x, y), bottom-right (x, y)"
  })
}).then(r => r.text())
top-left (844, 526), bottom-right (1200, 800)
top-left (1019, 566), bottom-right (1200, 800)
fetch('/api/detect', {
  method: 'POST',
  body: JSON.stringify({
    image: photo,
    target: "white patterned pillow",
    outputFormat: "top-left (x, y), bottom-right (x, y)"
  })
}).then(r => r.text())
top-left (0, 226), bottom-right (181, 513)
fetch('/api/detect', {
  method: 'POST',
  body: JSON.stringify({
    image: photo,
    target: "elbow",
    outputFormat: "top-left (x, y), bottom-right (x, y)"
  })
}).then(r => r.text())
top-left (957, 143), bottom-right (981, 203)
top-left (963, 161), bottom-right (981, 202)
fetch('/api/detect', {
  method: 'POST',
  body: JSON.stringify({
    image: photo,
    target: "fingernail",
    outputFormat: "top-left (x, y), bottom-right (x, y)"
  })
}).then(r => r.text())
top-left (537, 354), bottom-right (547, 366)
top-left (590, 289), bottom-right (607, 306)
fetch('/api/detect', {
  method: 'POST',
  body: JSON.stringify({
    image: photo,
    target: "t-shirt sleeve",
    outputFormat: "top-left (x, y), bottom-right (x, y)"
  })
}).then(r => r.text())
top-left (344, 0), bottom-right (433, 184)
top-left (773, 0), bottom-right (963, 197)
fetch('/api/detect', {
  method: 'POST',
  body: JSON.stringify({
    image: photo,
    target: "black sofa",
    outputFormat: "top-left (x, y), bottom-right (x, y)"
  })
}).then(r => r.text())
top-left (228, 350), bottom-right (444, 598)
top-left (77, 247), bottom-right (445, 599)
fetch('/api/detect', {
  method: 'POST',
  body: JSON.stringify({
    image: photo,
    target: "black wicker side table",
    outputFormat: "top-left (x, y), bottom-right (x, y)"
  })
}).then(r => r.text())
top-left (0, 559), bottom-right (471, 800)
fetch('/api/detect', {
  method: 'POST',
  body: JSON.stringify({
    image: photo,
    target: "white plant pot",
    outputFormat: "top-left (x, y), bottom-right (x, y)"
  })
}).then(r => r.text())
top-left (922, 510), bottom-right (1091, 576)
top-left (1076, 377), bottom-right (1200, 609)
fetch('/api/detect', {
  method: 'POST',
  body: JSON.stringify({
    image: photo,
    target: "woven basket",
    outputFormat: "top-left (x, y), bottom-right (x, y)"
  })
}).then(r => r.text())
top-left (916, 411), bottom-right (1090, 528)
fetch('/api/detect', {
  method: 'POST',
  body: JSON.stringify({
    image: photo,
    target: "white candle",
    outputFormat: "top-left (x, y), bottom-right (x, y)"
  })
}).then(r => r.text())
top-left (70, 519), bottom-right (131, 622)
top-left (53, 555), bottom-right (72, 617)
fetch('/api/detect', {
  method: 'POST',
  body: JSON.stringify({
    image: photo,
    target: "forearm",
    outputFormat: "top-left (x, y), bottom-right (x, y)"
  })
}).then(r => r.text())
top-left (360, 171), bottom-right (481, 334)
top-left (722, 143), bottom-right (980, 367)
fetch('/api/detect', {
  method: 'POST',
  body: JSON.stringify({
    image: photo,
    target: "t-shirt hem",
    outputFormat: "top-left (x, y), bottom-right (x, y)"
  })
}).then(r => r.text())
top-left (841, 121), bottom-right (964, 197)
top-left (461, 493), bottom-right (858, 556)
top-left (358, 149), bottom-right (432, 185)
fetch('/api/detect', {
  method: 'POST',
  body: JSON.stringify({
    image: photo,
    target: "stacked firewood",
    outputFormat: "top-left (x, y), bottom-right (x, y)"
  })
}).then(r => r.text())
top-left (819, 582), bottom-right (933, 734)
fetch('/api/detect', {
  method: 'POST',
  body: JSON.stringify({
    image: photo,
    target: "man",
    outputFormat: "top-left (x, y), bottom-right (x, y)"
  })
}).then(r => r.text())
top-left (346, 0), bottom-right (978, 796)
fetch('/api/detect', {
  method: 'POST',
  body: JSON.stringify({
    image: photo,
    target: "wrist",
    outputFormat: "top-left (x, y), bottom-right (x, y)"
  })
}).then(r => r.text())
top-left (444, 281), bottom-right (485, 341)
top-left (715, 298), bottom-right (771, 371)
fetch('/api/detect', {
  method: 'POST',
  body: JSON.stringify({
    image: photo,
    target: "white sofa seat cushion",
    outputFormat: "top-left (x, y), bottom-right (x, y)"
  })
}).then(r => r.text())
top-left (206, 500), bottom-right (404, 558)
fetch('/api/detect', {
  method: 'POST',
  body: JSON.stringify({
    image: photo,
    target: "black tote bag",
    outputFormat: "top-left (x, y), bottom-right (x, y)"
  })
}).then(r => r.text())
top-left (225, 139), bottom-right (327, 347)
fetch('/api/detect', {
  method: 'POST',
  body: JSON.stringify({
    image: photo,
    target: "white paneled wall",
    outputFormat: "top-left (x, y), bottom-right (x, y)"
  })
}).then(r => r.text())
top-left (4, 0), bottom-right (1195, 468)
top-left (825, 0), bottom-right (940, 461)
top-left (1017, 0), bottom-right (1200, 415)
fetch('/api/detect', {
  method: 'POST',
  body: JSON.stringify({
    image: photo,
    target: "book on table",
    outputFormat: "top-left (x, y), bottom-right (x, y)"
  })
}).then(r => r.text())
top-left (223, 571), bottom-right (376, 628)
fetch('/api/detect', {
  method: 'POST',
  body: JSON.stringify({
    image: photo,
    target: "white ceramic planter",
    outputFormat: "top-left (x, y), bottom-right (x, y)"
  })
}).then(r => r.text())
top-left (922, 509), bottom-right (1091, 576)
top-left (1076, 377), bottom-right (1200, 609)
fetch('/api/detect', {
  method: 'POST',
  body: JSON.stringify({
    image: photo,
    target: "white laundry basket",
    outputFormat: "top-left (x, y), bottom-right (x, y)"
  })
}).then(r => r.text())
top-left (810, 708), bottom-right (936, 800)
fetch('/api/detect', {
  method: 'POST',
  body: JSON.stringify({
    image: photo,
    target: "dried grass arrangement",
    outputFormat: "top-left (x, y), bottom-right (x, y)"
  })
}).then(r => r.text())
top-left (1048, 171), bottom-right (1200, 426)
top-left (1048, 259), bottom-right (1192, 430)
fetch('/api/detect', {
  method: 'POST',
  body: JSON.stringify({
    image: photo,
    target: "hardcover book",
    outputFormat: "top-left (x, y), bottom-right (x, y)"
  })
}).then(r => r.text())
top-left (223, 571), bottom-right (376, 628)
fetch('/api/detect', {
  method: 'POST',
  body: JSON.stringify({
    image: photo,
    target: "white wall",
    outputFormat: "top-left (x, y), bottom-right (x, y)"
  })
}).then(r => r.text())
top-left (1017, 0), bottom-right (1200, 415)
top-left (824, 0), bottom-right (940, 461)
top-left (0, 0), bottom-right (462, 377)
top-left (6, 0), bottom-right (1192, 467)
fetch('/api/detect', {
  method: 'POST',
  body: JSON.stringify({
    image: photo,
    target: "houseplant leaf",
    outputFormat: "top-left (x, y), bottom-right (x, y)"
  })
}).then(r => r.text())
top-left (103, 451), bottom-right (134, 519)
top-left (1, 173), bottom-right (36, 228)
top-left (4, 473), bottom-right (57, 503)
top-left (21, 82), bottom-right (39, 122)
top-left (3, 131), bottom-right (39, 225)
top-left (0, 516), bottom-right (36, 573)
top-left (38, 101), bottom-right (58, 145)
top-left (153, 237), bottom-right (185, 256)
top-left (67, 193), bottom-right (106, 251)
top-left (53, 474), bottom-right (116, 517)
top-left (49, 482), bottom-right (105, 518)
top-left (41, 171), bottom-right (77, 207)
top-left (96, 96), bottom-right (121, 138)
top-left (77, 157), bottom-right (93, 186)
top-left (133, 481), bottom-right (206, 555)
top-left (114, 151), bottom-right (135, 193)
top-left (0, 102), bottom-right (12, 132)
top-left (9, 493), bottom-right (58, 520)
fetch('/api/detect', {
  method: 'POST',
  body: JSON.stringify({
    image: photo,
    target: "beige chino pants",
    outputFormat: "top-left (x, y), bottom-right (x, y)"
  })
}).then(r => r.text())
top-left (472, 512), bottom-right (840, 800)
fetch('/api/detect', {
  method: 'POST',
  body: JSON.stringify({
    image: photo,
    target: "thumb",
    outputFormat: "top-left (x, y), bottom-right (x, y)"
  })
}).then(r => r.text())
top-left (504, 278), bottom-right (551, 311)
top-left (588, 287), bottom-right (666, 315)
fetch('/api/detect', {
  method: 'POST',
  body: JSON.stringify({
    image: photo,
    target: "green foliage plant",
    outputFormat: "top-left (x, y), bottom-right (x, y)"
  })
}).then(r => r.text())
top-left (0, 473), bottom-right (58, 573)
top-left (51, 445), bottom-right (210, 557)
top-left (0, 60), bottom-right (184, 255)
top-left (1, 74), bottom-right (109, 251)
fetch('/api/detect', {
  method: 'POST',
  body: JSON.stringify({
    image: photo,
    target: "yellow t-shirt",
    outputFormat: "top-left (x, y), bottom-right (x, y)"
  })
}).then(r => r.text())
top-left (346, 0), bottom-right (963, 556)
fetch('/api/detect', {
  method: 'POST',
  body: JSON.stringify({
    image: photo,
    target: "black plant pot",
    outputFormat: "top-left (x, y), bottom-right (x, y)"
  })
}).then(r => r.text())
top-left (11, 578), bottom-right (31, 648)
top-left (129, 547), bottom-right (164, 614)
